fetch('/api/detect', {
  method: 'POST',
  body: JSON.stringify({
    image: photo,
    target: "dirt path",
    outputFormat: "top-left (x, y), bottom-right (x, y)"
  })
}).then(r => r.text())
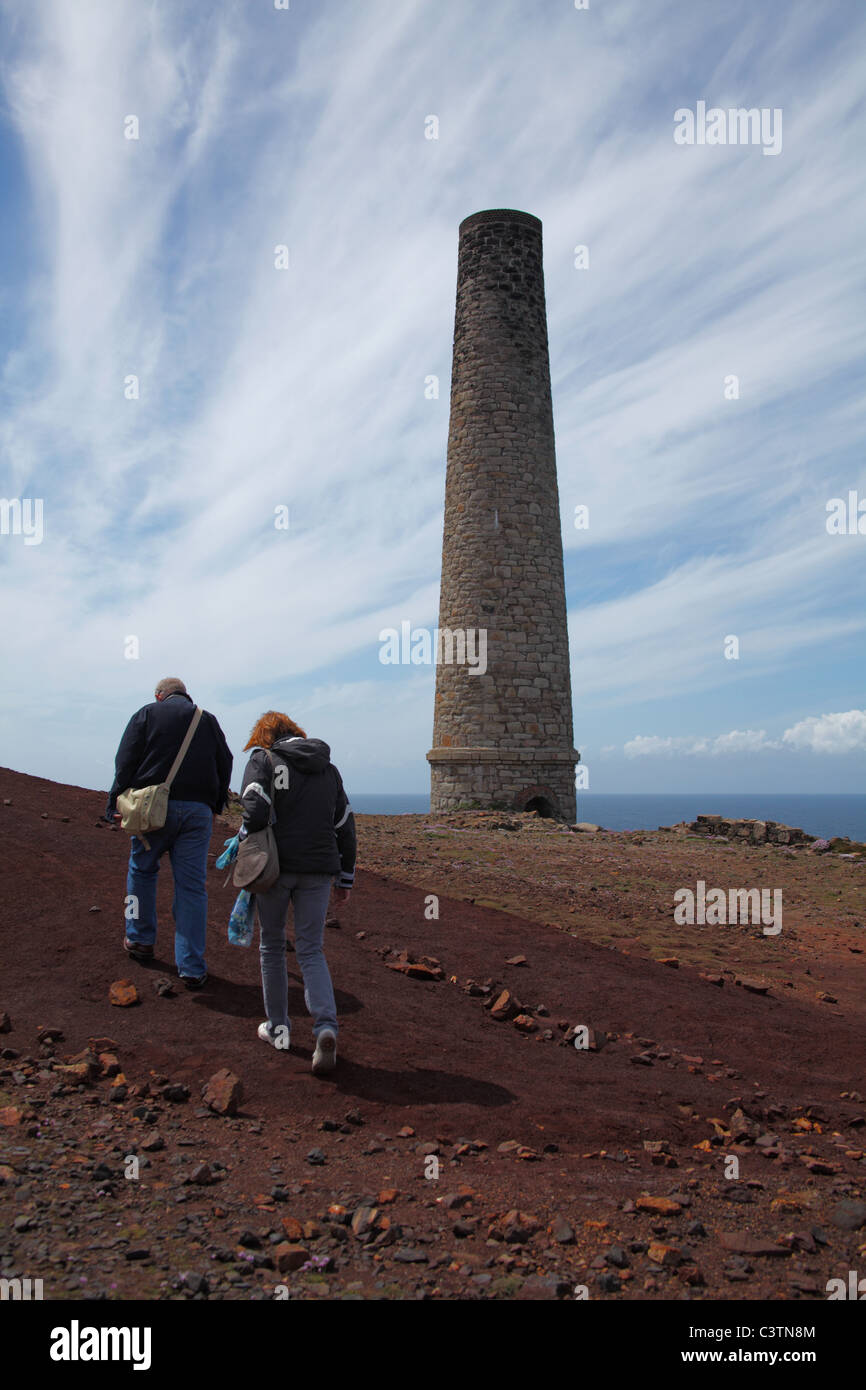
top-left (1, 769), bottom-right (864, 1302)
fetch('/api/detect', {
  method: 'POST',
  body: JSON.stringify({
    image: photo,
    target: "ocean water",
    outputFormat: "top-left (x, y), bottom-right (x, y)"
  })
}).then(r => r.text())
top-left (575, 794), bottom-right (865, 842)
top-left (351, 792), bottom-right (865, 841)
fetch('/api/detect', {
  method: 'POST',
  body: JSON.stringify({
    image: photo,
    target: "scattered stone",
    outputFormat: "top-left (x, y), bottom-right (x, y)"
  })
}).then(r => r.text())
top-left (513, 1014), bottom-right (538, 1034)
top-left (734, 977), bottom-right (769, 995)
top-left (596, 1271), bottom-right (621, 1292)
top-left (179, 1272), bottom-right (208, 1295)
top-left (505, 955), bottom-right (528, 966)
top-left (162, 1084), bottom-right (190, 1103)
top-left (488, 1210), bottom-right (541, 1244)
top-left (830, 1199), bottom-right (866, 1231)
top-left (719, 1232), bottom-right (791, 1257)
top-left (551, 1217), bottom-right (575, 1244)
top-left (490, 990), bottom-right (517, 1022)
top-left (153, 977), bottom-right (176, 998)
top-left (109, 980), bottom-right (140, 1008)
top-left (385, 951), bottom-right (444, 981)
top-left (274, 1243), bottom-right (309, 1273)
top-left (350, 1206), bottom-right (379, 1238)
top-left (604, 1245), bottom-right (630, 1268)
top-left (648, 1242), bottom-right (682, 1267)
top-left (440, 1190), bottom-right (474, 1211)
top-left (306, 1149), bottom-right (326, 1166)
top-left (202, 1069), bottom-right (243, 1116)
top-left (635, 1196), bottom-right (682, 1216)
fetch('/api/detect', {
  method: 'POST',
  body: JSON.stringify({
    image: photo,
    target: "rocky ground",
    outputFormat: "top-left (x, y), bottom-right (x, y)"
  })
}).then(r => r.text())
top-left (1, 767), bottom-right (864, 1302)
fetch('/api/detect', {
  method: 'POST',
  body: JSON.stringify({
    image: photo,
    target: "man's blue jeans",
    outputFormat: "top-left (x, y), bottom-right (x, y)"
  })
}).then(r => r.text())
top-left (124, 800), bottom-right (213, 978)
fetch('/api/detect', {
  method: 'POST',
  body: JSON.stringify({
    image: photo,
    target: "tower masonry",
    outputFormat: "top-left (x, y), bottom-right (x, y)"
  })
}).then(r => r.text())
top-left (427, 208), bottom-right (579, 820)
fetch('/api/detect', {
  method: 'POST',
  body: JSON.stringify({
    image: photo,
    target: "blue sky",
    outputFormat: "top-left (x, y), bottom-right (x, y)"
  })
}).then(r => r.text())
top-left (0, 0), bottom-right (864, 797)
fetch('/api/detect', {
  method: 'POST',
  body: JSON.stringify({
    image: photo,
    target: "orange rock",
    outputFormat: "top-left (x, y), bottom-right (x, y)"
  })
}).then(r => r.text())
top-left (490, 990), bottom-right (516, 1021)
top-left (0, 1107), bottom-right (24, 1126)
top-left (281, 1216), bottom-right (304, 1241)
top-left (636, 1196), bottom-right (682, 1215)
top-left (202, 1068), bottom-right (243, 1116)
top-left (109, 980), bottom-right (140, 1008)
top-left (648, 1241), bottom-right (682, 1266)
top-left (378, 1188), bottom-right (400, 1204)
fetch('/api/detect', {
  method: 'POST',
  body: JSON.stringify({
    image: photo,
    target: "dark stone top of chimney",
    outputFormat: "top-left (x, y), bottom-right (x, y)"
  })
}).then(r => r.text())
top-left (459, 208), bottom-right (541, 235)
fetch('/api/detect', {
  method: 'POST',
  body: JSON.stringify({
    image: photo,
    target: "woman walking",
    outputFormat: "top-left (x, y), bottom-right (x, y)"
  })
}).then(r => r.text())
top-left (239, 711), bottom-right (356, 1074)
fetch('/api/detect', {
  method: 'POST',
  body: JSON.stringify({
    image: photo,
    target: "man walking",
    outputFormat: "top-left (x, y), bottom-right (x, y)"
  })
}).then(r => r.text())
top-left (106, 678), bottom-right (233, 989)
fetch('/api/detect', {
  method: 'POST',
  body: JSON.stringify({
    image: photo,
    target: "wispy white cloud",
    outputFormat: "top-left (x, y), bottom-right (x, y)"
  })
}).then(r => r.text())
top-left (0, 0), bottom-right (863, 795)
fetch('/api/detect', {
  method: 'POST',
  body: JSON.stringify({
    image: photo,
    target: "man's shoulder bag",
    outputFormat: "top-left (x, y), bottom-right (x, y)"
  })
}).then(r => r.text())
top-left (233, 749), bottom-right (282, 894)
top-left (117, 706), bottom-right (203, 850)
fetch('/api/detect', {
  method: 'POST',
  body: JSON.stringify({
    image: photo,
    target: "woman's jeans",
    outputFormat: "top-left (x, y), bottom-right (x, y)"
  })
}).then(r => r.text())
top-left (124, 800), bottom-right (213, 978)
top-left (257, 872), bottom-right (337, 1041)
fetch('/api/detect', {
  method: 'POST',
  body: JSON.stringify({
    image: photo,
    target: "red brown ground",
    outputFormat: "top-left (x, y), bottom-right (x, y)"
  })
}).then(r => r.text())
top-left (1, 766), bottom-right (864, 1303)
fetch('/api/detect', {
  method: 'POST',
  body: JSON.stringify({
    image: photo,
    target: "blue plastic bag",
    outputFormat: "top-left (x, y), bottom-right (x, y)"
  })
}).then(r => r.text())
top-left (216, 835), bottom-right (240, 869)
top-left (228, 889), bottom-right (255, 947)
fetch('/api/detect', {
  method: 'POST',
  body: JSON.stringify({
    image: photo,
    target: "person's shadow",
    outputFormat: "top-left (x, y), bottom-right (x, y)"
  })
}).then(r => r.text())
top-left (185, 968), bottom-right (364, 1021)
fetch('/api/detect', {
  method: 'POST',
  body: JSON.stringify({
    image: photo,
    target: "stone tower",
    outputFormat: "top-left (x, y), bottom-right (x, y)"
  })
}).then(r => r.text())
top-left (427, 208), bottom-right (578, 820)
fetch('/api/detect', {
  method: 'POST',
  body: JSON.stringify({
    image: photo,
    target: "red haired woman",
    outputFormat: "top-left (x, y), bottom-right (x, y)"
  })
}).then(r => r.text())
top-left (238, 712), bottom-right (356, 1074)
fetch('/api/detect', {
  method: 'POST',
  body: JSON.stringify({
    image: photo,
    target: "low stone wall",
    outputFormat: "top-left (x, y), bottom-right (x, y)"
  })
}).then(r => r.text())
top-left (668, 814), bottom-right (812, 846)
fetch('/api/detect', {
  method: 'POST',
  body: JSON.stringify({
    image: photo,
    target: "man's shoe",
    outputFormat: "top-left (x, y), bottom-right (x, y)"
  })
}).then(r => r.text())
top-left (180, 972), bottom-right (207, 991)
top-left (312, 1029), bottom-right (337, 1075)
top-left (124, 937), bottom-right (154, 962)
top-left (258, 1021), bottom-right (291, 1051)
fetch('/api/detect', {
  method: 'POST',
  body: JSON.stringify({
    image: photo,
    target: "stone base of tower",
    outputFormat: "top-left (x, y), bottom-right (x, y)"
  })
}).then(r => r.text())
top-left (427, 747), bottom-right (578, 822)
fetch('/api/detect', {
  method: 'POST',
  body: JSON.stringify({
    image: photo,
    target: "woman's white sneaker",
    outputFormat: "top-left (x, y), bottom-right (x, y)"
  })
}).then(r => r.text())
top-left (312, 1029), bottom-right (337, 1074)
top-left (258, 1021), bottom-right (290, 1051)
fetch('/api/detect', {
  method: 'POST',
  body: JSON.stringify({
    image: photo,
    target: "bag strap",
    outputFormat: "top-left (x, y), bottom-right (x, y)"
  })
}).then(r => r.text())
top-left (164, 706), bottom-right (203, 789)
top-left (265, 750), bottom-right (278, 823)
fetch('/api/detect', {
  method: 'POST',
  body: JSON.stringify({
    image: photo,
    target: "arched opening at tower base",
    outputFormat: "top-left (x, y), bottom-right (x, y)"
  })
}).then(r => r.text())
top-left (514, 785), bottom-right (560, 819)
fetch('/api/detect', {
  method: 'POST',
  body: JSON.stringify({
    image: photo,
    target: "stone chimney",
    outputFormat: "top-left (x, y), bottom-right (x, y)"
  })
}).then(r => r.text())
top-left (427, 208), bottom-right (578, 819)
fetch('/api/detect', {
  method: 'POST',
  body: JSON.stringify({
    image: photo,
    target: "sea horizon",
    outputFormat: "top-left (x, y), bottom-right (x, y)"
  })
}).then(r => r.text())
top-left (351, 792), bottom-right (865, 842)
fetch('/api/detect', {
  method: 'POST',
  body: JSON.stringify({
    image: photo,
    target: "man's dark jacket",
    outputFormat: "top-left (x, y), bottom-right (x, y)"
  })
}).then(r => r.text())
top-left (106, 692), bottom-right (233, 818)
top-left (239, 736), bottom-right (356, 887)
